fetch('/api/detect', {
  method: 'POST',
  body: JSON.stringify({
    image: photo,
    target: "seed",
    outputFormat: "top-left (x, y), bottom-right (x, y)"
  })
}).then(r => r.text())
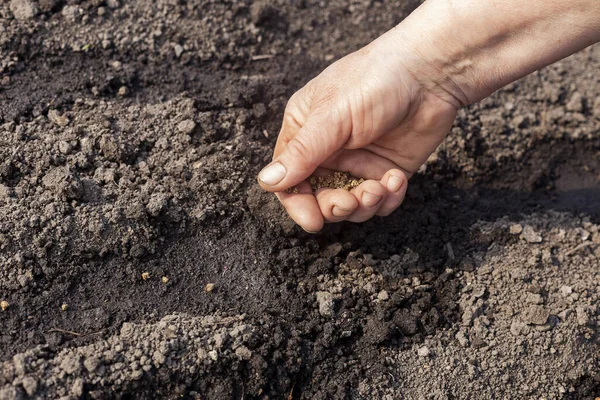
top-left (141, 272), bottom-right (150, 281)
top-left (61, 303), bottom-right (69, 311)
top-left (0, 300), bottom-right (9, 311)
top-left (205, 283), bottom-right (215, 292)
top-left (161, 276), bottom-right (169, 284)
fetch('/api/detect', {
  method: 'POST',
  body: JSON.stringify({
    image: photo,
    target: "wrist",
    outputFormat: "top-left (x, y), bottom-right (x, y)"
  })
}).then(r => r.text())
top-left (376, 0), bottom-right (600, 107)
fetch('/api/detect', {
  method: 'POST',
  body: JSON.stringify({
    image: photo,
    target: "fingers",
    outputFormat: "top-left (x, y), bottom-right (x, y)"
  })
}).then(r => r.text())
top-left (376, 169), bottom-right (408, 216)
top-left (346, 180), bottom-right (388, 223)
top-left (276, 181), bottom-right (324, 233)
top-left (276, 168), bottom-right (408, 231)
top-left (259, 118), bottom-right (348, 192)
top-left (315, 188), bottom-right (359, 223)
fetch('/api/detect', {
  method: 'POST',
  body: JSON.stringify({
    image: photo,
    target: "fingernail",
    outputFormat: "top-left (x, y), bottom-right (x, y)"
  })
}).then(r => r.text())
top-left (332, 206), bottom-right (353, 217)
top-left (303, 229), bottom-right (319, 234)
top-left (258, 162), bottom-right (287, 186)
top-left (387, 175), bottom-right (404, 192)
top-left (362, 192), bottom-right (382, 207)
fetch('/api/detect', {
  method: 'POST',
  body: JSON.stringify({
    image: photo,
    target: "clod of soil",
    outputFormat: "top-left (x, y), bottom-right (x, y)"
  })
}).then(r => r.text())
top-left (309, 172), bottom-right (365, 191)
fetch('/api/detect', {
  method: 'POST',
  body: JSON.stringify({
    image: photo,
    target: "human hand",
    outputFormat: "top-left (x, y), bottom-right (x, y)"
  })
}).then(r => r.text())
top-left (257, 39), bottom-right (458, 232)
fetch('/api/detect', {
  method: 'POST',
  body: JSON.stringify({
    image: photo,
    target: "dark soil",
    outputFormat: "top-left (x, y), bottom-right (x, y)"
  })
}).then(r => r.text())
top-left (1, 1), bottom-right (600, 399)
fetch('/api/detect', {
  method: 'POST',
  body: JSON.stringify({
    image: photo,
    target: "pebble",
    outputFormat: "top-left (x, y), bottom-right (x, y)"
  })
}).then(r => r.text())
top-left (174, 44), bottom-right (184, 58)
top-left (510, 320), bottom-right (527, 336)
top-left (522, 226), bottom-right (542, 243)
top-left (576, 306), bottom-right (591, 326)
top-left (205, 283), bottom-right (215, 292)
top-left (525, 293), bottom-right (544, 305)
top-left (177, 119), bottom-right (196, 134)
top-left (522, 305), bottom-right (549, 325)
top-left (316, 291), bottom-right (335, 318)
top-left (377, 290), bottom-right (389, 301)
top-left (565, 92), bottom-right (584, 113)
top-left (9, 0), bottom-right (37, 20)
top-left (560, 286), bottom-right (573, 296)
top-left (21, 376), bottom-right (37, 396)
top-left (234, 346), bottom-right (252, 360)
top-left (48, 109), bottom-right (69, 127)
top-left (58, 141), bottom-right (72, 155)
top-left (417, 346), bottom-right (430, 357)
top-left (509, 224), bottom-right (523, 235)
top-left (558, 309), bottom-right (572, 321)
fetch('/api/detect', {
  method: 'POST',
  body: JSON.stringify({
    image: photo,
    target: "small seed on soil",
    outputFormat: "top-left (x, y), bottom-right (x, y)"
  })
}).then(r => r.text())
top-left (0, 300), bottom-right (9, 311)
top-left (205, 283), bottom-right (215, 292)
top-left (309, 172), bottom-right (364, 191)
top-left (161, 276), bottom-right (169, 284)
top-left (118, 86), bottom-right (128, 97)
top-left (61, 303), bottom-right (69, 311)
top-left (141, 272), bottom-right (150, 281)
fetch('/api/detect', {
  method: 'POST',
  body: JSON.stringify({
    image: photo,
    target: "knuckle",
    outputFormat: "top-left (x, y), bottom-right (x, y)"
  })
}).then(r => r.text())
top-left (285, 137), bottom-right (312, 162)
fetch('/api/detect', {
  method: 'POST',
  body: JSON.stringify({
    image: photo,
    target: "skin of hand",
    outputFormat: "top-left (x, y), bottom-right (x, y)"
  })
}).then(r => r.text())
top-left (256, 41), bottom-right (458, 233)
top-left (258, 0), bottom-right (600, 233)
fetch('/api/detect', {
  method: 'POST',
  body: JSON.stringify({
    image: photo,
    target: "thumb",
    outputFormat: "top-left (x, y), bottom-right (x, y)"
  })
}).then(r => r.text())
top-left (258, 117), bottom-right (348, 192)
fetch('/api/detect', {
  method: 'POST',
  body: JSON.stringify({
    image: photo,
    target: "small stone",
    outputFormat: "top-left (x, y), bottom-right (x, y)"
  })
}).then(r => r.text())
top-left (576, 306), bottom-right (591, 326)
top-left (558, 309), bottom-right (572, 321)
top-left (377, 290), bottom-right (389, 301)
top-left (62, 5), bottom-right (81, 21)
top-left (208, 350), bottom-right (218, 361)
top-left (560, 286), bottom-right (573, 296)
top-left (565, 92), bottom-right (584, 113)
top-left (21, 376), bottom-right (38, 396)
top-left (177, 119), bottom-right (196, 134)
top-left (48, 109), bottom-right (69, 127)
top-left (83, 357), bottom-right (100, 373)
top-left (526, 293), bottom-right (544, 305)
top-left (71, 378), bottom-right (84, 396)
top-left (205, 283), bottom-right (215, 292)
top-left (417, 346), bottom-right (430, 357)
top-left (0, 300), bottom-right (8, 311)
top-left (58, 140), bottom-right (73, 154)
top-left (146, 193), bottom-right (168, 217)
top-left (522, 305), bottom-right (549, 325)
top-left (10, 0), bottom-right (37, 20)
top-left (213, 332), bottom-right (227, 349)
top-left (174, 44), bottom-right (184, 58)
top-left (509, 224), bottom-right (523, 235)
top-left (522, 225), bottom-right (542, 243)
top-left (472, 286), bottom-right (486, 298)
top-left (141, 272), bottom-right (150, 281)
top-left (235, 346), bottom-right (252, 360)
top-left (593, 96), bottom-right (600, 118)
top-left (510, 320), bottom-right (526, 336)
top-left (316, 291), bottom-right (335, 318)
top-left (456, 330), bottom-right (469, 347)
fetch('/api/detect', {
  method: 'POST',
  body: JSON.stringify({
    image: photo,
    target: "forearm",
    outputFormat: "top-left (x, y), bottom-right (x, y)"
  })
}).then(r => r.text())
top-left (375, 0), bottom-right (600, 107)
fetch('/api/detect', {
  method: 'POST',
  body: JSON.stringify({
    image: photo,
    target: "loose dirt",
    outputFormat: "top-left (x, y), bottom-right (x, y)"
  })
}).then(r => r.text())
top-left (310, 172), bottom-right (365, 191)
top-left (1, 1), bottom-right (599, 399)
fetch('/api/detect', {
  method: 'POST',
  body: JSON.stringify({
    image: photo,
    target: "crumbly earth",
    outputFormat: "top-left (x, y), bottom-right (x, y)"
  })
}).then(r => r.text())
top-left (1, 1), bottom-right (600, 399)
top-left (309, 172), bottom-right (365, 191)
